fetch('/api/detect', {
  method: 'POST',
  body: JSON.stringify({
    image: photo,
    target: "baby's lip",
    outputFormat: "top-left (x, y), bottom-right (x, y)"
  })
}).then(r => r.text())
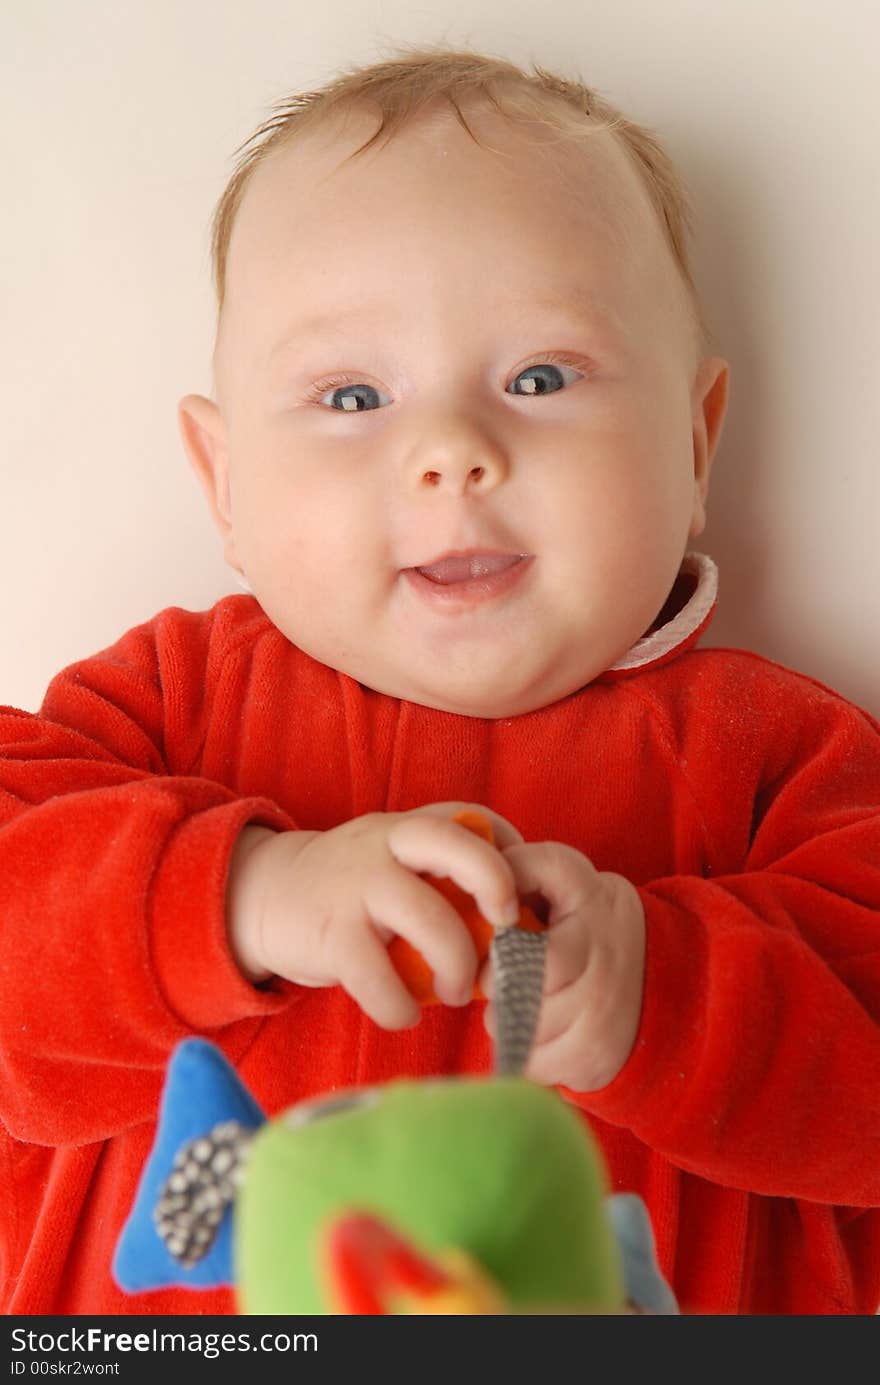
top-left (410, 550), bottom-right (529, 585)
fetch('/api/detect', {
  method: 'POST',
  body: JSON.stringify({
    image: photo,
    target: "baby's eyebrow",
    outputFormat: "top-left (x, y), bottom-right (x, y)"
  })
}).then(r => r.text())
top-left (266, 290), bottom-right (621, 367)
top-left (266, 302), bottom-right (403, 365)
top-left (507, 292), bottom-right (623, 344)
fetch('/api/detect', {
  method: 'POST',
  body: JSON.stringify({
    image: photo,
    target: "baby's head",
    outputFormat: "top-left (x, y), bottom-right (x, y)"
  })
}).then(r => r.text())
top-left (180, 47), bottom-right (729, 718)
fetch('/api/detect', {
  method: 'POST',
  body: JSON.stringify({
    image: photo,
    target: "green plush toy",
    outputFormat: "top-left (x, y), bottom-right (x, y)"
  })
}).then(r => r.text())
top-left (239, 1074), bottom-right (622, 1313)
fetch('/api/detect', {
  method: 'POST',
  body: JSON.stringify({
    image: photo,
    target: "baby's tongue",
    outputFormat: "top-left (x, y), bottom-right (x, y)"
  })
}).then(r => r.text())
top-left (417, 554), bottom-right (518, 584)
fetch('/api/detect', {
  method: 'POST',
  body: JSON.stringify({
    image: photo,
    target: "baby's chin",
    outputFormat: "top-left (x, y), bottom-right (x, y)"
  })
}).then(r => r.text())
top-left (263, 607), bottom-right (608, 717)
top-left (350, 659), bottom-right (595, 720)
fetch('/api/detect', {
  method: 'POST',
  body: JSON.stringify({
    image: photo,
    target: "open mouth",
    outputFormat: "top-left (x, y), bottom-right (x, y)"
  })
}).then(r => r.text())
top-left (415, 553), bottom-right (525, 585)
top-left (403, 550), bottom-right (533, 607)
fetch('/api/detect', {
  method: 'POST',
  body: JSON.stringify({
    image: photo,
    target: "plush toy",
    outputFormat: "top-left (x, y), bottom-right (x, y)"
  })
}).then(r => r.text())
top-left (114, 814), bottom-right (677, 1315)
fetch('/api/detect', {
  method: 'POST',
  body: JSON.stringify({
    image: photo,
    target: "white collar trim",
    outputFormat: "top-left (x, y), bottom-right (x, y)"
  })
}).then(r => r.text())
top-left (607, 551), bottom-right (718, 673)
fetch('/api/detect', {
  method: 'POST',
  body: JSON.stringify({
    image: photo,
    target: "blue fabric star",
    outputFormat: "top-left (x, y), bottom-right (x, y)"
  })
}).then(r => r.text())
top-left (113, 1039), bottom-right (266, 1293)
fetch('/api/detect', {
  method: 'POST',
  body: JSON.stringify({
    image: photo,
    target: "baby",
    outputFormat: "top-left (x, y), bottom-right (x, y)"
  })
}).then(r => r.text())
top-left (2, 47), bottom-right (879, 1318)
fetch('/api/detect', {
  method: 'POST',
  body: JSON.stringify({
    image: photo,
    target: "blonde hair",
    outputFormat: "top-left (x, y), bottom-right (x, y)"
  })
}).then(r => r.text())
top-left (210, 44), bottom-right (709, 356)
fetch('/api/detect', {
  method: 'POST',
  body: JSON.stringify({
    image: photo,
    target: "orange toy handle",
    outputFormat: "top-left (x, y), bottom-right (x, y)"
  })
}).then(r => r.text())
top-left (387, 809), bottom-right (544, 1006)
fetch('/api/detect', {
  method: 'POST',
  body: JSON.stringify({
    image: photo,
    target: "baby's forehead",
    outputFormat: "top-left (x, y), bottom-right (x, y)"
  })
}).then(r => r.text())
top-left (216, 100), bottom-right (692, 381)
top-left (233, 99), bottom-right (652, 263)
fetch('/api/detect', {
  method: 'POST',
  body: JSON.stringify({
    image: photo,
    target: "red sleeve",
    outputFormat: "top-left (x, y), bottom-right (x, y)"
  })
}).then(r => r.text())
top-left (0, 605), bottom-right (296, 1147)
top-left (574, 673), bottom-right (880, 1208)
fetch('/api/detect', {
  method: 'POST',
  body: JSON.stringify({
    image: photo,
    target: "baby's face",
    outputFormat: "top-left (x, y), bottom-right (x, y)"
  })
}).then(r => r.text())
top-left (183, 103), bottom-right (728, 717)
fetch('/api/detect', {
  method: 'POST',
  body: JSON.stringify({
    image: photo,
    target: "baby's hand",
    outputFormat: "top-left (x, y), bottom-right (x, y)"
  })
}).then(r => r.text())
top-left (227, 804), bottom-right (523, 1029)
top-left (482, 842), bottom-right (646, 1092)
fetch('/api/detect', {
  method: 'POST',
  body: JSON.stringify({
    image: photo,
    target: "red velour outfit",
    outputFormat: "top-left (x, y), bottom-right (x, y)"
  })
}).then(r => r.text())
top-left (2, 552), bottom-right (880, 1315)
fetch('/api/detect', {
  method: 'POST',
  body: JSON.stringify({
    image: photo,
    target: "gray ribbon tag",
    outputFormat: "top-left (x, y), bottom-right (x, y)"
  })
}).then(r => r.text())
top-left (490, 927), bottom-right (548, 1076)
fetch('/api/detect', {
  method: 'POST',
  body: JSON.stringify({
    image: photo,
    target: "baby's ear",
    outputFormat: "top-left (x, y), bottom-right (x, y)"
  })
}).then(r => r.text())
top-left (688, 357), bottom-right (730, 538)
top-left (178, 394), bottom-right (242, 572)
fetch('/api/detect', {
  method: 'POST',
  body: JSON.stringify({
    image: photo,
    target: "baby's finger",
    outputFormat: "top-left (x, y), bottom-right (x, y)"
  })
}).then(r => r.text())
top-left (538, 913), bottom-right (593, 996)
top-left (522, 1008), bottom-right (605, 1091)
top-left (364, 865), bottom-right (480, 1006)
top-left (389, 813), bottom-right (520, 928)
top-left (526, 980), bottom-right (581, 1052)
top-left (336, 928), bottom-right (422, 1031)
top-left (477, 956), bottom-right (493, 999)
top-left (502, 842), bottom-right (601, 925)
top-left (525, 965), bottom-right (635, 1091)
top-left (408, 801), bottom-right (525, 852)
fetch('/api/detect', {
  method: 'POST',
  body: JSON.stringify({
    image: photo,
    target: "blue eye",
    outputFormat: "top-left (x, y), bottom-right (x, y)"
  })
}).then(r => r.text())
top-left (309, 360), bottom-right (583, 410)
top-left (509, 363), bottom-right (580, 396)
top-left (322, 383), bottom-right (385, 411)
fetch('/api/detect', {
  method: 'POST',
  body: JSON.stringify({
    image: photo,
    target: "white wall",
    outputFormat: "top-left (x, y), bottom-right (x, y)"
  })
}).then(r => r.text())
top-left (3, 0), bottom-right (879, 714)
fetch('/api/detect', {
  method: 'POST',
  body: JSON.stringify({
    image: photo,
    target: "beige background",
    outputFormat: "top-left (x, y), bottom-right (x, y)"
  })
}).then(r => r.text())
top-left (3, 0), bottom-right (878, 714)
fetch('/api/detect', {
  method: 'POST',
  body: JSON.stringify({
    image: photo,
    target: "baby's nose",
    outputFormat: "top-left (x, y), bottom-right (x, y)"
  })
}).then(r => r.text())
top-left (405, 423), bottom-right (510, 495)
top-left (421, 462), bottom-right (489, 488)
